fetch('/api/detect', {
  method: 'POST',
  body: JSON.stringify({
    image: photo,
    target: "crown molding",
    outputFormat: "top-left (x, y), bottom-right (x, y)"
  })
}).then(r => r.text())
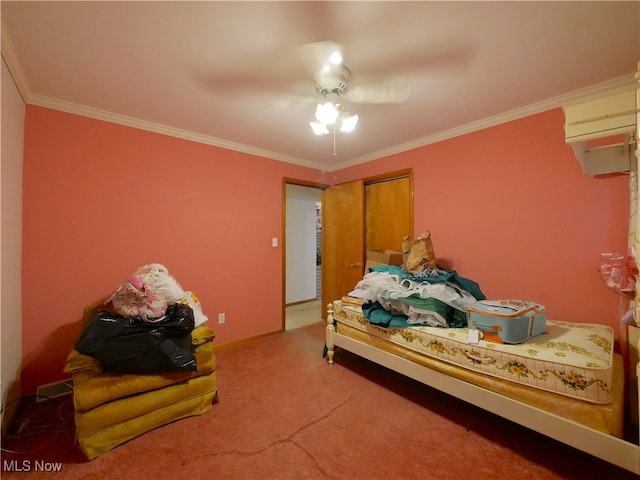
top-left (0, 35), bottom-right (328, 170)
top-left (332, 73), bottom-right (637, 171)
top-left (26, 93), bottom-right (331, 170)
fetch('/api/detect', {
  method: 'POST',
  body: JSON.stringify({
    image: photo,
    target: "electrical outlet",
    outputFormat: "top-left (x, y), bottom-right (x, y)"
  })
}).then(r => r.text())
top-left (218, 313), bottom-right (225, 324)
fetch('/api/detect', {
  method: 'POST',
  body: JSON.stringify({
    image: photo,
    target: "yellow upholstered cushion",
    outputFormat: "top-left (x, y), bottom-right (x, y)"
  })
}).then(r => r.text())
top-left (75, 372), bottom-right (217, 433)
top-left (64, 317), bottom-right (219, 460)
top-left (71, 346), bottom-right (215, 412)
top-left (191, 325), bottom-right (216, 345)
top-left (63, 350), bottom-right (103, 383)
top-left (76, 375), bottom-right (218, 460)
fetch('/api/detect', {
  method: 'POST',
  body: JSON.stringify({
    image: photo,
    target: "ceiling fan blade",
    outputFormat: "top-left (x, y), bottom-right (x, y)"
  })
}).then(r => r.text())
top-left (296, 41), bottom-right (345, 77)
top-left (267, 95), bottom-right (318, 110)
top-left (346, 79), bottom-right (410, 104)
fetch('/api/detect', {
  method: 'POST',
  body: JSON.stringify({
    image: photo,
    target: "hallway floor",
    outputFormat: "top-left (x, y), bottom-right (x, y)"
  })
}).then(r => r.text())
top-left (285, 299), bottom-right (323, 331)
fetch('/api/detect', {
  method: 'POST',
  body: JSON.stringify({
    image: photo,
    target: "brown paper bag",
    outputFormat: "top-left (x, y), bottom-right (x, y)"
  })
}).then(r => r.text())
top-left (402, 232), bottom-right (437, 274)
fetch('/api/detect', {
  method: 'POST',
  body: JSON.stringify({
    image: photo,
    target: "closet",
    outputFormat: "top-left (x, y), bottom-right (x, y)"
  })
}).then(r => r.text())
top-left (322, 170), bottom-right (413, 314)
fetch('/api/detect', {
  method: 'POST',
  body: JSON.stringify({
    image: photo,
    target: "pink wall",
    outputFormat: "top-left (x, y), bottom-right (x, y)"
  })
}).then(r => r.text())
top-left (21, 106), bottom-right (326, 393)
top-left (21, 105), bottom-right (629, 393)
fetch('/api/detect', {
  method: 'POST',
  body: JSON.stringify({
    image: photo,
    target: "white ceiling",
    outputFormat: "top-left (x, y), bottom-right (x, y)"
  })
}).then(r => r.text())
top-left (2, 1), bottom-right (639, 171)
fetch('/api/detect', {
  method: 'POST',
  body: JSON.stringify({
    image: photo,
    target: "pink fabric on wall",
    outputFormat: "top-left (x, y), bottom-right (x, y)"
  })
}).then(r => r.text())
top-left (21, 105), bottom-right (629, 392)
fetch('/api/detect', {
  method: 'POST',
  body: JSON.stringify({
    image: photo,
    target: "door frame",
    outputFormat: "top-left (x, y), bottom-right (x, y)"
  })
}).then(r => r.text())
top-left (281, 169), bottom-right (413, 331)
top-left (282, 178), bottom-right (328, 332)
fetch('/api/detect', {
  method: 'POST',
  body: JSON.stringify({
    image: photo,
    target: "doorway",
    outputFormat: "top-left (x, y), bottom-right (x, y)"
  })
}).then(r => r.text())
top-left (282, 171), bottom-right (412, 330)
top-left (284, 182), bottom-right (324, 331)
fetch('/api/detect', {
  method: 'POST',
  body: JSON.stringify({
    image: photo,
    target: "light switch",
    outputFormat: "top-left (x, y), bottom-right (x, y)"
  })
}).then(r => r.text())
top-left (272, 237), bottom-right (278, 247)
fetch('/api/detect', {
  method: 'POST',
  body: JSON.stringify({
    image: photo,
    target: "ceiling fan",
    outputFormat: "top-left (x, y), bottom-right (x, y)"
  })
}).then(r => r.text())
top-left (295, 41), bottom-right (410, 136)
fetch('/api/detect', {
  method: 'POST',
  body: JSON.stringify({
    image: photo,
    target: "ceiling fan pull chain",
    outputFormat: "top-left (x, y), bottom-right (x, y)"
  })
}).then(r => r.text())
top-left (333, 125), bottom-right (337, 156)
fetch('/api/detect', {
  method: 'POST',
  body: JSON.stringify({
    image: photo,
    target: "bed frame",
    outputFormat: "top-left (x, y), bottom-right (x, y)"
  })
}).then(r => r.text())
top-left (325, 303), bottom-right (640, 474)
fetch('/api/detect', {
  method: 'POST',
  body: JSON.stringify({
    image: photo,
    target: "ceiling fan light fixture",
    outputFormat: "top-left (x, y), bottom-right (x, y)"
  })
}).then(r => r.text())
top-left (339, 113), bottom-right (359, 133)
top-left (310, 121), bottom-right (329, 135)
top-left (315, 102), bottom-right (340, 125)
top-left (309, 101), bottom-right (359, 135)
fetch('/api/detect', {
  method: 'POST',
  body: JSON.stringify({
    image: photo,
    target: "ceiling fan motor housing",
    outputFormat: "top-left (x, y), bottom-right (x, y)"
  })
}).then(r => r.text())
top-left (314, 64), bottom-right (351, 97)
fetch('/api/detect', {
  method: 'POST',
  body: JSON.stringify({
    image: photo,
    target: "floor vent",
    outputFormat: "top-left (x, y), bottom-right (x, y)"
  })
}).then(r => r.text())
top-left (35, 379), bottom-right (74, 402)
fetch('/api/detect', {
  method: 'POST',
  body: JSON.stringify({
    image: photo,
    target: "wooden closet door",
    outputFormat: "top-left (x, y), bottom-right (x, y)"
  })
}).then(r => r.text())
top-left (365, 176), bottom-right (413, 252)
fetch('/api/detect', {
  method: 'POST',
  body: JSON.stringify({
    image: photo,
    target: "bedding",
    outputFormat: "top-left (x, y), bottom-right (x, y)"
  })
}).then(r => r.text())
top-left (332, 300), bottom-right (615, 404)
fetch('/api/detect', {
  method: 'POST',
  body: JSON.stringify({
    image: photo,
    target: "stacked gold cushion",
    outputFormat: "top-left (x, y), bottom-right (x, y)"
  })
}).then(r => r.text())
top-left (64, 325), bottom-right (218, 460)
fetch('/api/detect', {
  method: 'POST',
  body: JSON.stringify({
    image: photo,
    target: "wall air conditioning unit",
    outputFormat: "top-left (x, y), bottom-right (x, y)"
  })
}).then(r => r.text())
top-left (563, 85), bottom-right (637, 175)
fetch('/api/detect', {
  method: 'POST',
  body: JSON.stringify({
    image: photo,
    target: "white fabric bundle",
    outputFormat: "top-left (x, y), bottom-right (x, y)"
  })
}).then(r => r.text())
top-left (349, 271), bottom-right (478, 313)
top-left (133, 263), bottom-right (185, 305)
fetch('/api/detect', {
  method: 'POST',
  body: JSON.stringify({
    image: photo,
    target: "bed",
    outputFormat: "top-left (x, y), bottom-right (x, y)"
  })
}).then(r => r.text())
top-left (326, 300), bottom-right (636, 473)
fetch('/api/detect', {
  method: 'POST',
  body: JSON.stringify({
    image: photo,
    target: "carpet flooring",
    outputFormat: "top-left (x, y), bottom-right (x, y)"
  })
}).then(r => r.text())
top-left (1, 321), bottom-right (636, 479)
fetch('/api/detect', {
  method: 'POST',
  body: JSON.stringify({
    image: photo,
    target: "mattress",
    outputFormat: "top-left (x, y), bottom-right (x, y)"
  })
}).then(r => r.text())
top-left (333, 300), bottom-right (615, 404)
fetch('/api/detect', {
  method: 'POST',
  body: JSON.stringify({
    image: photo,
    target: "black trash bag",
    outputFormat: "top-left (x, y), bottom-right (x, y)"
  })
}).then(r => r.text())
top-left (74, 303), bottom-right (197, 373)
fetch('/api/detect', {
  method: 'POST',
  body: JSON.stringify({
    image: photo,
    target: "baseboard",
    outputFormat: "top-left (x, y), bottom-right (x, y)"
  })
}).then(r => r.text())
top-left (285, 298), bottom-right (318, 307)
top-left (214, 329), bottom-right (282, 352)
